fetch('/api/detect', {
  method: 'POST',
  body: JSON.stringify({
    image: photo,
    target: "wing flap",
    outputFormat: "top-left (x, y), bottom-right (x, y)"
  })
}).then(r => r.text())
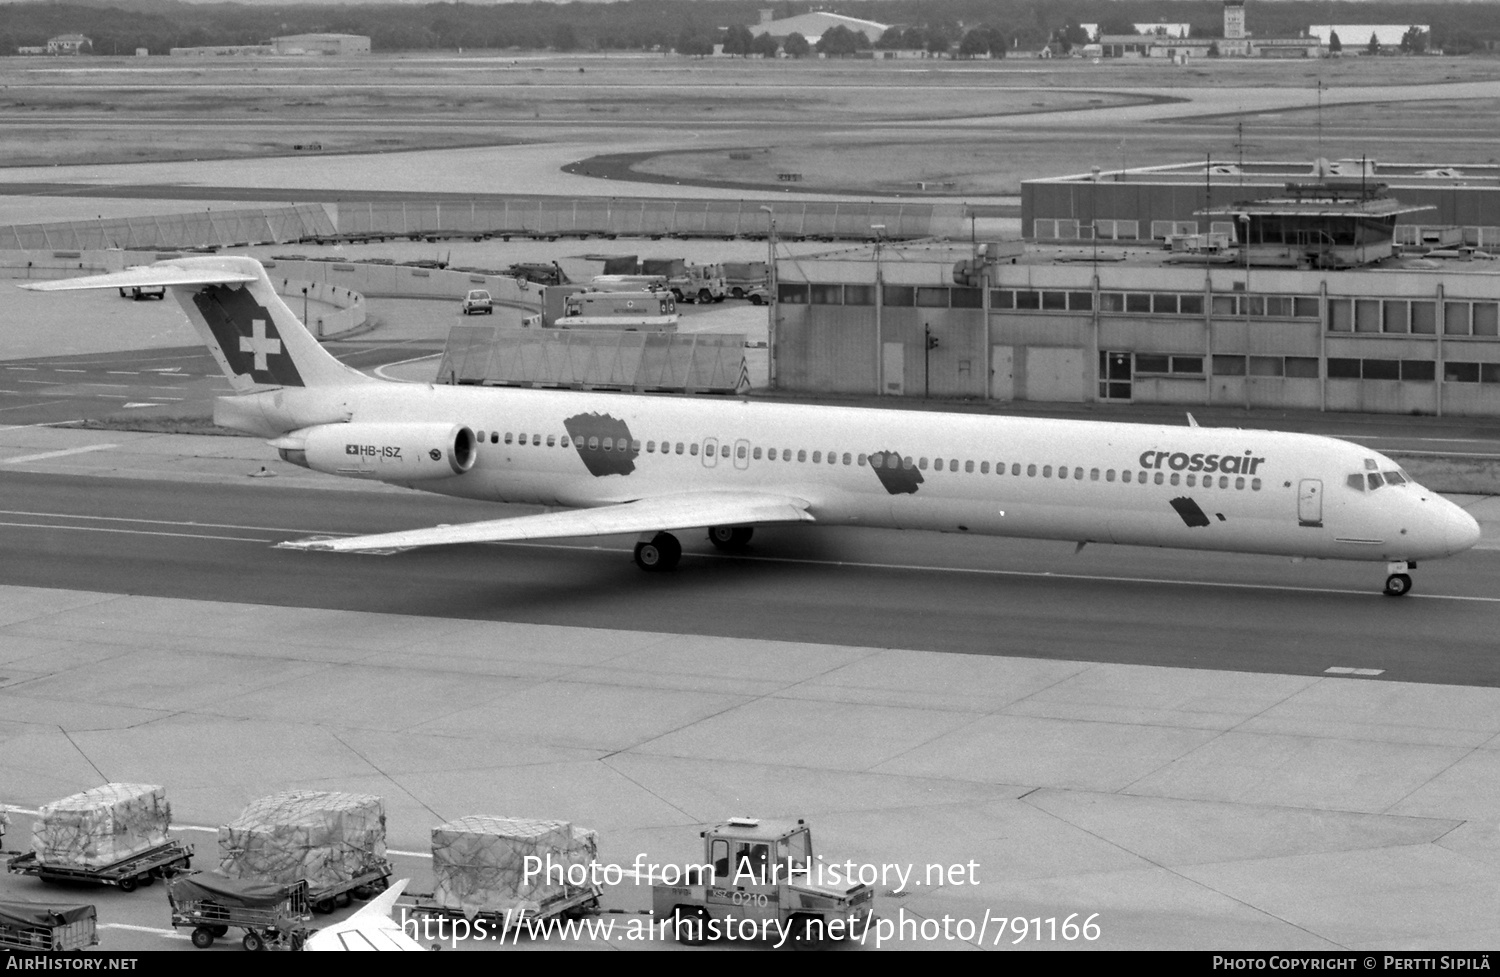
top-left (19, 265), bottom-right (259, 292)
top-left (276, 491), bottom-right (814, 554)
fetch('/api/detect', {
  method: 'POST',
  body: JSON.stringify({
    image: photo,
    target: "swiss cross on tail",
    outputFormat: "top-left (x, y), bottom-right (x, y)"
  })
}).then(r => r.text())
top-left (193, 285), bottom-right (304, 386)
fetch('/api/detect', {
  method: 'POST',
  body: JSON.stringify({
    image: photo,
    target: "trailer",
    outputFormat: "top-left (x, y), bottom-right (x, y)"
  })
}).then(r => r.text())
top-left (0, 902), bottom-right (97, 951)
top-left (7, 841), bottom-right (193, 892)
top-left (404, 883), bottom-right (600, 933)
top-left (169, 872), bottom-right (311, 951)
top-left (306, 858), bottom-right (394, 915)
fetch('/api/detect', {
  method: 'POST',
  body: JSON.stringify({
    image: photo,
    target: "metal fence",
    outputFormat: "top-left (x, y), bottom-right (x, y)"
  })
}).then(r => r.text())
top-left (0, 205), bottom-right (334, 251)
top-left (437, 325), bottom-right (747, 394)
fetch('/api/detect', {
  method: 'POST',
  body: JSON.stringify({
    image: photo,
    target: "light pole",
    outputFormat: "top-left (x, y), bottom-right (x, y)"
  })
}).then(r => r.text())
top-left (759, 206), bottom-right (777, 388)
top-left (871, 223), bottom-right (885, 395)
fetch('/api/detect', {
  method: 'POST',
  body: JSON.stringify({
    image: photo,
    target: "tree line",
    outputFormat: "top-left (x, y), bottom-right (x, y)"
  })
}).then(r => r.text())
top-left (1, 1), bottom-right (1494, 58)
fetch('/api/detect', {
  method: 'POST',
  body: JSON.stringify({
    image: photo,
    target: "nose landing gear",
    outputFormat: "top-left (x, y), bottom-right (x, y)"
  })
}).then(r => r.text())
top-left (1383, 561), bottom-right (1414, 597)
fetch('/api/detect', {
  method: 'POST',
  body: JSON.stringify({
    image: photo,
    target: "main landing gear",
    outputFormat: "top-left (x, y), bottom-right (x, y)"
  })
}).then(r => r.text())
top-left (634, 532), bottom-right (682, 572)
top-left (1383, 561), bottom-right (1415, 598)
top-left (707, 525), bottom-right (754, 551)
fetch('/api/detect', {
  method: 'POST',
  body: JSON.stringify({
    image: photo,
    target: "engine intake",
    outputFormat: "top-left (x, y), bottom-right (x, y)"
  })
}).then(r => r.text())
top-left (277, 422), bottom-right (477, 480)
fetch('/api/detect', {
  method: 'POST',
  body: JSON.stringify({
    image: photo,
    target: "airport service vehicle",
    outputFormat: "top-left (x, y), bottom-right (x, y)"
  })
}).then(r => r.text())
top-left (118, 285), bottom-right (166, 300)
top-left (743, 284), bottom-right (769, 306)
top-left (640, 259), bottom-right (726, 304)
top-left (168, 872), bottom-right (311, 951)
top-left (7, 840), bottom-right (193, 892)
top-left (23, 257), bottom-right (1481, 596)
top-left (461, 289), bottom-right (493, 315)
top-left (306, 859), bottom-right (394, 915)
top-left (0, 902), bottom-right (97, 951)
top-left (718, 261), bottom-right (770, 300)
top-left (555, 289), bottom-right (678, 331)
top-left (651, 817), bottom-right (872, 948)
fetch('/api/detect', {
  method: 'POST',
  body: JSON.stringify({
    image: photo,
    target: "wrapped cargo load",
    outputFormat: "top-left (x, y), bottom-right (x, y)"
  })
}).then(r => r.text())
top-left (432, 817), bottom-right (598, 918)
top-left (31, 784), bottom-right (171, 868)
top-left (218, 791), bottom-right (386, 889)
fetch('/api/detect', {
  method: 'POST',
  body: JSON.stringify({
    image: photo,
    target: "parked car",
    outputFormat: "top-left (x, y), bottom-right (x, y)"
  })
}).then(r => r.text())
top-left (461, 289), bottom-right (493, 315)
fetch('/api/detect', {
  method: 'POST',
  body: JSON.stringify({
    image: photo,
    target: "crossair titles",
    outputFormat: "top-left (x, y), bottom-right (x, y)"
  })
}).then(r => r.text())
top-left (1139, 449), bottom-right (1266, 476)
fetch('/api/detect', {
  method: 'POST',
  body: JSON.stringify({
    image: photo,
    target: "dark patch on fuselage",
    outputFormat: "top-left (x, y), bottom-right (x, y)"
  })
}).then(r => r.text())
top-left (868, 449), bottom-right (922, 495)
top-left (1169, 496), bottom-right (1211, 528)
top-left (193, 285), bottom-right (303, 386)
top-left (564, 412), bottom-right (638, 477)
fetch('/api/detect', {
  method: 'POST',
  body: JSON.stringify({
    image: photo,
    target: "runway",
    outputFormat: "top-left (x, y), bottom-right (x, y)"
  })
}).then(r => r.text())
top-left (1, 470), bottom-right (1496, 687)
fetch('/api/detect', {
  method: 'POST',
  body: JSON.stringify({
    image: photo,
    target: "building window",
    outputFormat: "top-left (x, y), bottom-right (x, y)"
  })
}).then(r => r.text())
top-left (1328, 358), bottom-right (1361, 379)
top-left (1285, 357), bottom-right (1320, 378)
top-left (1363, 359), bottom-right (1400, 380)
top-left (1355, 299), bottom-right (1382, 333)
top-left (1294, 297), bottom-right (1320, 318)
top-left (1383, 301), bottom-right (1410, 334)
top-left (1098, 292), bottom-right (1124, 313)
top-left (1180, 294), bottom-right (1204, 315)
top-left (1152, 294), bottom-right (1178, 314)
top-left (1411, 301), bottom-right (1437, 335)
top-left (810, 284), bottom-right (843, 305)
top-left (1446, 362), bottom-right (1480, 383)
top-left (1069, 292), bottom-right (1093, 311)
top-left (951, 287), bottom-right (983, 309)
top-left (1014, 290), bottom-right (1040, 310)
top-left (882, 285), bottom-right (915, 307)
top-left (916, 287), bottom-right (949, 308)
top-left (1213, 355), bottom-right (1246, 376)
top-left (1041, 291), bottom-right (1067, 311)
top-left (1171, 356), bottom-right (1203, 375)
top-left (1476, 303), bottom-right (1500, 337)
top-left (1401, 360), bottom-right (1436, 381)
top-left (1126, 293), bottom-right (1151, 313)
top-left (1445, 302), bottom-right (1471, 336)
top-left (778, 283), bottom-right (809, 304)
top-left (1329, 299), bottom-right (1352, 332)
top-left (1248, 356), bottom-right (1283, 377)
top-left (990, 289), bottom-right (1014, 310)
top-left (844, 285), bottom-right (875, 306)
top-left (1136, 354), bottom-right (1169, 373)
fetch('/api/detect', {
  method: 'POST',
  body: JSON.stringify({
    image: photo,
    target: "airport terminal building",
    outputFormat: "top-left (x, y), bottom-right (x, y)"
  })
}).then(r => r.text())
top-left (773, 171), bottom-right (1500, 417)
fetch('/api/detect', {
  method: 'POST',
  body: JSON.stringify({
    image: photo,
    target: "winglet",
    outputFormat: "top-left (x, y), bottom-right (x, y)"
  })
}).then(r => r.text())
top-left (1186, 413), bottom-right (1200, 428)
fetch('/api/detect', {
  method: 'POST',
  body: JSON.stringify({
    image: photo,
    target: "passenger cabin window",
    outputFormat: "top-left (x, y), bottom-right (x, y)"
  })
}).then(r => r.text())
top-left (690, 443), bottom-right (699, 456)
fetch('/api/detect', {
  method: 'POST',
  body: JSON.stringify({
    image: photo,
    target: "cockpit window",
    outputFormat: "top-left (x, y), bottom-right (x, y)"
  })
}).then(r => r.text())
top-left (1346, 474), bottom-right (1365, 492)
top-left (1364, 459), bottom-right (1378, 471)
top-left (1383, 471), bottom-right (1407, 485)
top-left (1366, 473), bottom-right (1384, 491)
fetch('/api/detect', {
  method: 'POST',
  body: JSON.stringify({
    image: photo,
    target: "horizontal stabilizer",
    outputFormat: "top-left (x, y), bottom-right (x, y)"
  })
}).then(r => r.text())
top-left (277, 491), bottom-right (815, 554)
top-left (19, 265), bottom-right (259, 292)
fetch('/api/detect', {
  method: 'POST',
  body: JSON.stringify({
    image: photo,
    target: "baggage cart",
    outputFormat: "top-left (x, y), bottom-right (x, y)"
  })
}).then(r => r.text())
top-left (6, 841), bottom-right (193, 892)
top-left (0, 902), bottom-right (98, 951)
top-left (168, 872), bottom-right (310, 951)
top-left (307, 858), bottom-right (394, 915)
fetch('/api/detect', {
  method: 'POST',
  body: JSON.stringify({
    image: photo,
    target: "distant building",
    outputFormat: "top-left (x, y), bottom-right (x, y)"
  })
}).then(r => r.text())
top-left (270, 34), bottom-right (370, 56)
top-left (1134, 23), bottom-right (1192, 39)
top-left (170, 45), bottom-right (275, 57)
top-left (1100, 1), bottom-right (1318, 60)
top-left (46, 34), bottom-right (91, 55)
top-left (1308, 25), bottom-right (1431, 50)
top-left (748, 10), bottom-right (888, 47)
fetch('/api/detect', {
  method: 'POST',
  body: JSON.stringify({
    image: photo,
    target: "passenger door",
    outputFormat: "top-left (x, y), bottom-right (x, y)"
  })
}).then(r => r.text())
top-left (1298, 479), bottom-right (1323, 528)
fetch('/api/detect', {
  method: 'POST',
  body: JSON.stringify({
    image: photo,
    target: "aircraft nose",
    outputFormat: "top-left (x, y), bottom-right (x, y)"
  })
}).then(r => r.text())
top-left (1445, 502), bottom-right (1482, 554)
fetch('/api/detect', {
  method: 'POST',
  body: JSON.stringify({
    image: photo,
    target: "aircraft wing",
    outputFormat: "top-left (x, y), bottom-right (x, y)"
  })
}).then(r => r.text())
top-left (19, 265), bottom-right (259, 291)
top-left (304, 879), bottom-right (428, 951)
top-left (276, 491), bottom-right (815, 554)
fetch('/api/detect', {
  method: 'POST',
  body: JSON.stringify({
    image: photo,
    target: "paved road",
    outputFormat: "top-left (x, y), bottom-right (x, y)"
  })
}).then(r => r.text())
top-left (1, 471), bottom-right (1495, 687)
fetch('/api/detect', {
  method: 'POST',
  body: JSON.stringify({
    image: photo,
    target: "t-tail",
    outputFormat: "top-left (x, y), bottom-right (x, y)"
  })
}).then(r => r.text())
top-left (21, 256), bottom-right (372, 393)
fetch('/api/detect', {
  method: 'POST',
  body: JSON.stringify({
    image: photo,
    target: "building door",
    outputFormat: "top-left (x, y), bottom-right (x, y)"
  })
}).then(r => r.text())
top-left (990, 346), bottom-right (1014, 401)
top-left (1298, 479), bottom-right (1323, 527)
top-left (882, 342), bottom-right (905, 396)
top-left (702, 437), bottom-right (719, 468)
top-left (1026, 347), bottom-right (1085, 402)
top-left (1099, 351), bottom-right (1133, 401)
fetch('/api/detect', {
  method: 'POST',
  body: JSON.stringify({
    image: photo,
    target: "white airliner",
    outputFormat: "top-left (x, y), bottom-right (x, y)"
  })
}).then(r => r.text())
top-left (24, 256), bottom-right (1481, 597)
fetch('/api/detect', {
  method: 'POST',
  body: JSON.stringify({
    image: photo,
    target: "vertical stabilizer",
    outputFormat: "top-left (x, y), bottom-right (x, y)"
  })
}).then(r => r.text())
top-left (21, 256), bottom-right (372, 392)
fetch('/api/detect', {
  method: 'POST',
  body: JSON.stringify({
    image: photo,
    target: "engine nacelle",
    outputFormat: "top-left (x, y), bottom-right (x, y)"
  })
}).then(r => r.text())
top-left (276, 422), bottom-right (477, 480)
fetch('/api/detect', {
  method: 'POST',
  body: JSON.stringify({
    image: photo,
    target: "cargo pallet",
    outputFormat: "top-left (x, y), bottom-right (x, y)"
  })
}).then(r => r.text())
top-left (307, 859), bottom-right (394, 915)
top-left (6, 841), bottom-right (193, 892)
top-left (170, 878), bottom-right (310, 952)
top-left (405, 884), bottom-right (601, 933)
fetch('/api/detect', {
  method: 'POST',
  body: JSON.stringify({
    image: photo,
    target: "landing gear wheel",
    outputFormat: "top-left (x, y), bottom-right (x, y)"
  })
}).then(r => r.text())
top-left (707, 526), bottom-right (754, 551)
top-left (1384, 573), bottom-right (1412, 597)
top-left (190, 927), bottom-right (214, 949)
top-left (671, 905), bottom-right (708, 946)
top-left (242, 931), bottom-right (264, 952)
top-left (633, 532), bottom-right (681, 572)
